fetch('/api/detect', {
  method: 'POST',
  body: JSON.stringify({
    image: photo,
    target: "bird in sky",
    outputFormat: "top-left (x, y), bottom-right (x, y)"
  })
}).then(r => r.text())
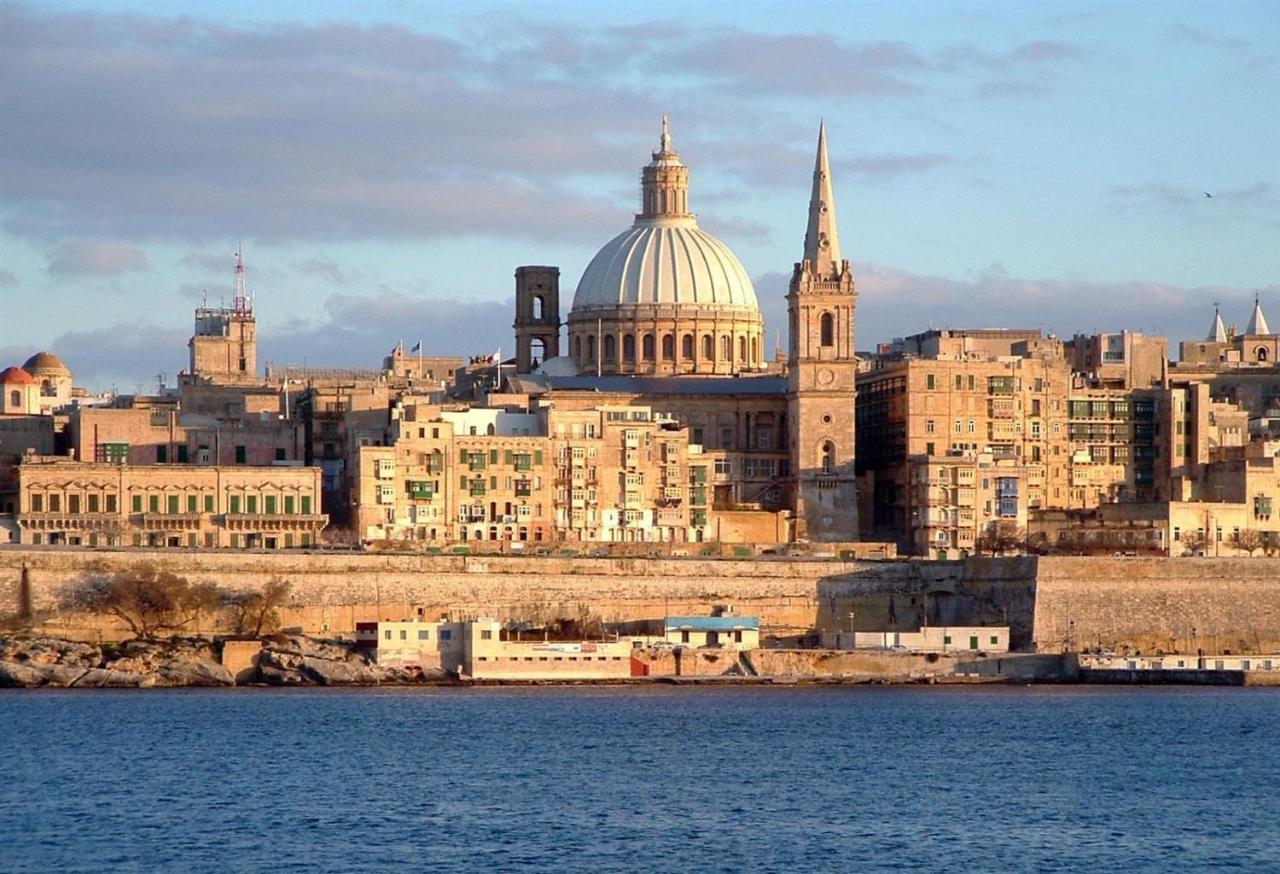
top-left (1204, 191), bottom-right (1213, 198)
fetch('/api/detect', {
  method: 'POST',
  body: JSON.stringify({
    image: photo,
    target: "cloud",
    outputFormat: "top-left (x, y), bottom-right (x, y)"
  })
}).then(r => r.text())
top-left (294, 258), bottom-right (358, 287)
top-left (1111, 181), bottom-right (1279, 224)
top-left (752, 265), bottom-right (1277, 359)
top-left (26, 322), bottom-right (188, 390)
top-left (1168, 23), bottom-right (1248, 52)
top-left (46, 240), bottom-right (150, 276)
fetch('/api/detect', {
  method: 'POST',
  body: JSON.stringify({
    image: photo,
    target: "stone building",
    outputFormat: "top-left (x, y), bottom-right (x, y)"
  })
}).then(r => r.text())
top-left (910, 453), bottom-right (1039, 558)
top-left (13, 457), bottom-right (325, 547)
top-left (1, 353), bottom-right (74, 416)
top-left (184, 251), bottom-right (258, 386)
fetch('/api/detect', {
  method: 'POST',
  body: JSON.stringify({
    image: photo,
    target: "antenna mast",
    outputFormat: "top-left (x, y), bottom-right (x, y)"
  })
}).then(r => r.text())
top-left (233, 242), bottom-right (249, 314)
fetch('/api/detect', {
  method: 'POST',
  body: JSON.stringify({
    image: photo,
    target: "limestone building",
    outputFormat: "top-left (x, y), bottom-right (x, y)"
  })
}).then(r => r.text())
top-left (185, 250), bottom-right (258, 386)
top-left (14, 456), bottom-right (325, 548)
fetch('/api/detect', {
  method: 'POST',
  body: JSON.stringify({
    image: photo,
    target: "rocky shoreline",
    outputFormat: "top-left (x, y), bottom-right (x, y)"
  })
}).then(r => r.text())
top-left (0, 635), bottom-right (451, 689)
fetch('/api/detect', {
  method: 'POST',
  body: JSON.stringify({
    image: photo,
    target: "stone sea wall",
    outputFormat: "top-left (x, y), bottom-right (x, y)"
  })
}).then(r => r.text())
top-left (2, 548), bottom-right (1278, 653)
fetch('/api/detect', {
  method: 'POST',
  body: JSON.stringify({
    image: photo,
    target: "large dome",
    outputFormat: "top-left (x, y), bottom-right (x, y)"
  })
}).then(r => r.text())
top-left (566, 117), bottom-right (765, 377)
top-left (571, 216), bottom-right (758, 311)
top-left (23, 351), bottom-right (70, 377)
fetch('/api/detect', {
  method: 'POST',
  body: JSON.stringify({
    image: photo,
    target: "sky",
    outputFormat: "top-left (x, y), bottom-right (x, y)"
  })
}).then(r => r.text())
top-left (1, 0), bottom-right (1278, 392)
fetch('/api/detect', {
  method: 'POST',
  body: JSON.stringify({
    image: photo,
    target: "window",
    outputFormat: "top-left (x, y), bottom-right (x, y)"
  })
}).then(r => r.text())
top-left (623, 334), bottom-right (636, 362)
top-left (642, 334), bottom-right (654, 361)
top-left (821, 442), bottom-right (835, 474)
top-left (87, 494), bottom-right (99, 513)
top-left (399, 629), bottom-right (407, 640)
top-left (301, 496), bottom-right (312, 514)
top-left (926, 419), bottom-right (935, 433)
top-left (31, 494), bottom-right (43, 512)
top-left (418, 629), bottom-right (430, 640)
top-left (265, 495), bottom-right (277, 514)
top-left (156, 445), bottom-right (167, 463)
top-left (682, 334), bottom-right (694, 359)
top-left (234, 445), bottom-right (247, 464)
top-left (661, 334), bottom-right (674, 360)
top-left (480, 629), bottom-right (493, 640)
top-left (820, 312), bottom-right (834, 347)
top-left (149, 495), bottom-right (159, 513)
top-left (187, 494), bottom-right (197, 513)
top-left (926, 374), bottom-right (936, 390)
top-left (440, 629), bottom-right (452, 640)
top-left (702, 334), bottom-right (713, 360)
top-left (720, 335), bottom-right (731, 360)
top-left (284, 495), bottom-right (295, 514)
top-left (738, 336), bottom-right (747, 362)
top-left (131, 495), bottom-right (141, 513)
top-left (230, 495), bottom-right (241, 514)
top-left (384, 629), bottom-right (392, 640)
top-left (8, 390), bottom-right (18, 407)
top-left (603, 335), bottom-right (616, 362)
top-left (246, 495), bottom-right (258, 514)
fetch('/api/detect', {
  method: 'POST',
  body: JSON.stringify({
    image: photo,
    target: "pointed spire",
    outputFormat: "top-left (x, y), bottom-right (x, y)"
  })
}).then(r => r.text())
top-left (1208, 303), bottom-right (1227, 342)
top-left (1246, 293), bottom-right (1270, 336)
top-left (803, 121), bottom-right (842, 276)
top-left (639, 115), bottom-right (690, 219)
top-left (660, 114), bottom-right (670, 153)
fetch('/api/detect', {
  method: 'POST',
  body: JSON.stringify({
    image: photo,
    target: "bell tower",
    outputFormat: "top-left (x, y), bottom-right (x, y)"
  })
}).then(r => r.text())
top-left (787, 123), bottom-right (859, 541)
top-left (514, 266), bottom-right (561, 373)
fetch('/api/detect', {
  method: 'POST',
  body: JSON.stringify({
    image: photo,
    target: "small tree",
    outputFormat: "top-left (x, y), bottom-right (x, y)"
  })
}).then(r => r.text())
top-left (225, 577), bottom-right (292, 636)
top-left (73, 563), bottom-right (220, 638)
top-left (1234, 529), bottom-right (1263, 556)
top-left (1181, 530), bottom-right (1208, 556)
top-left (977, 520), bottom-right (1025, 556)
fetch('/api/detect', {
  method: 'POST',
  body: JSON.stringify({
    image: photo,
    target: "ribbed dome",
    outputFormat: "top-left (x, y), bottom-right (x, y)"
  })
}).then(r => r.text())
top-left (571, 217), bottom-right (758, 311)
top-left (22, 351), bottom-right (70, 377)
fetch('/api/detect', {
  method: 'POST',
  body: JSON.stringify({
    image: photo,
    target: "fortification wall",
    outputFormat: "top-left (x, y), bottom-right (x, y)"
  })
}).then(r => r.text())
top-left (1032, 557), bottom-right (1280, 654)
top-left (0, 547), bottom-right (887, 638)
top-left (3, 548), bottom-right (1278, 654)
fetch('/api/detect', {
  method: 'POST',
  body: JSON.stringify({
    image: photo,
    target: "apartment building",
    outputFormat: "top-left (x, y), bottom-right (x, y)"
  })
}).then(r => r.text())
top-left (14, 457), bottom-right (325, 548)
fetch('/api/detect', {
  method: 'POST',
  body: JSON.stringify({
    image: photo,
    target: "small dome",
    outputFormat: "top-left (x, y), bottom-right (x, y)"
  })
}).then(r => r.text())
top-left (534, 356), bottom-right (578, 377)
top-left (570, 217), bottom-right (759, 312)
top-left (0, 366), bottom-right (35, 385)
top-left (22, 351), bottom-right (71, 377)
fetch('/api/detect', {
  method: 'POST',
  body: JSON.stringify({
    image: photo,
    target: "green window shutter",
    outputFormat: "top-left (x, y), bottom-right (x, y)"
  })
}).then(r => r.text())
top-left (284, 495), bottom-right (295, 514)
top-left (459, 448), bottom-right (468, 463)
top-left (301, 496), bottom-right (312, 515)
top-left (204, 495), bottom-right (214, 513)
top-left (149, 495), bottom-right (159, 513)
top-left (247, 495), bottom-right (258, 514)
top-left (132, 495), bottom-right (142, 513)
top-left (489, 475), bottom-right (497, 489)
top-left (504, 450), bottom-right (513, 465)
top-left (265, 495), bottom-right (277, 514)
top-left (489, 449), bottom-right (498, 465)
top-left (460, 475), bottom-right (468, 488)
top-left (167, 495), bottom-right (179, 514)
top-left (534, 450), bottom-right (543, 465)
top-left (230, 495), bottom-right (241, 514)
top-left (186, 495), bottom-right (197, 512)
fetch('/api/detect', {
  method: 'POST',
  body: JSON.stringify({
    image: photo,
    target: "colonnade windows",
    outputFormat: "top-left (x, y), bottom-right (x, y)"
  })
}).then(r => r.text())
top-left (574, 328), bottom-right (764, 368)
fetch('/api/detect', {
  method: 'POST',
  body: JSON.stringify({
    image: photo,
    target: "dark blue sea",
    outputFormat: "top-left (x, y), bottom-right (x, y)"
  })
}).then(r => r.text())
top-left (2, 686), bottom-right (1277, 873)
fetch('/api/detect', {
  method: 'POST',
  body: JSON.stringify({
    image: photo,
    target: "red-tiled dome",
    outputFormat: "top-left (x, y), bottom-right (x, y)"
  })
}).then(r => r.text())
top-left (0, 366), bottom-right (36, 385)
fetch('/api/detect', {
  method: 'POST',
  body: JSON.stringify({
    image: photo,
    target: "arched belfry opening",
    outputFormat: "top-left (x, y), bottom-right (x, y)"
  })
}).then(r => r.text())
top-left (514, 266), bottom-right (561, 374)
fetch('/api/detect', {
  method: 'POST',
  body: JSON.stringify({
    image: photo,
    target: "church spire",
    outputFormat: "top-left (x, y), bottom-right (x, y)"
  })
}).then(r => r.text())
top-left (1208, 303), bottom-right (1227, 342)
top-left (802, 121), bottom-right (843, 277)
top-left (1246, 293), bottom-right (1271, 336)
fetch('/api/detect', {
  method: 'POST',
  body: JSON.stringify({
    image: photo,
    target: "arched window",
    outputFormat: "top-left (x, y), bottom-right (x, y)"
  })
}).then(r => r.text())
top-left (738, 336), bottom-right (747, 362)
top-left (702, 334), bottom-right (714, 359)
top-left (532, 295), bottom-right (545, 320)
top-left (662, 334), bottom-right (675, 360)
top-left (752, 336), bottom-right (760, 364)
top-left (821, 442), bottom-right (836, 474)
top-left (572, 336), bottom-right (582, 360)
top-left (820, 312), bottom-right (834, 347)
top-left (642, 333), bottom-right (655, 361)
top-left (682, 334), bottom-right (695, 359)
top-left (530, 338), bottom-right (546, 367)
top-left (587, 335), bottom-right (596, 361)
top-left (604, 335), bottom-right (616, 362)
top-left (720, 335), bottom-right (731, 361)
top-left (486, 424), bottom-right (496, 436)
top-left (8, 390), bottom-right (19, 407)
top-left (623, 334), bottom-right (636, 362)
top-left (1258, 347), bottom-right (1269, 362)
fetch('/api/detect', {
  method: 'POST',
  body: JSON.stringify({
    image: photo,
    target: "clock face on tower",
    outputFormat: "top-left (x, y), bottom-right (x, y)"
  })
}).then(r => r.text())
top-left (817, 368), bottom-right (835, 386)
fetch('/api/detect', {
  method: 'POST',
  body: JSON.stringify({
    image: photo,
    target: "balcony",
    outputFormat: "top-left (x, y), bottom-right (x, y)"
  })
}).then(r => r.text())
top-left (17, 512), bottom-right (124, 531)
top-left (142, 512), bottom-right (203, 529)
top-left (223, 513), bottom-right (329, 530)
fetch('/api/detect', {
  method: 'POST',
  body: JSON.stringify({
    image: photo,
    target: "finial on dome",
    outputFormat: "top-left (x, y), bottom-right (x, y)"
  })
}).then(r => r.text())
top-left (660, 114), bottom-right (671, 152)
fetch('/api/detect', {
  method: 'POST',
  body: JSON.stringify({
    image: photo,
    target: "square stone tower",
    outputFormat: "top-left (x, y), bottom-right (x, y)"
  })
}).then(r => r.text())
top-left (514, 266), bottom-right (561, 373)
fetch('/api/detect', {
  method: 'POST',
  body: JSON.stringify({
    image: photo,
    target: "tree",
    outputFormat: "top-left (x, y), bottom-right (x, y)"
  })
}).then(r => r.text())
top-left (977, 520), bottom-right (1025, 556)
top-left (73, 563), bottom-right (220, 639)
top-left (1181, 530), bottom-right (1208, 556)
top-left (1234, 529), bottom-right (1263, 556)
top-left (225, 577), bottom-right (292, 636)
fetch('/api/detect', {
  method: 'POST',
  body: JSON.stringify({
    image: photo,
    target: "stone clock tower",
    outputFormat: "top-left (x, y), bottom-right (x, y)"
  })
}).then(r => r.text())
top-left (787, 122), bottom-right (859, 541)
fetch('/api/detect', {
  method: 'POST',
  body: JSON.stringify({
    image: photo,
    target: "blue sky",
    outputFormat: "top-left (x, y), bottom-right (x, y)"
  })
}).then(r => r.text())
top-left (1, 0), bottom-right (1277, 391)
